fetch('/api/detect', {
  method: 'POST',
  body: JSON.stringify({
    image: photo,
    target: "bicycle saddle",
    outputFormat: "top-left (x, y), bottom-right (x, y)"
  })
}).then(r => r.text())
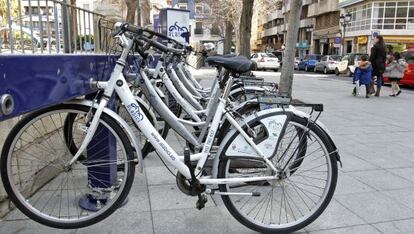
top-left (206, 55), bottom-right (256, 74)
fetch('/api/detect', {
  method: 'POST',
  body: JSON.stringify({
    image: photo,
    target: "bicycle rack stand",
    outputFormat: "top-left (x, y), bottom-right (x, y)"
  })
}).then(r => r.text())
top-left (0, 54), bottom-right (150, 211)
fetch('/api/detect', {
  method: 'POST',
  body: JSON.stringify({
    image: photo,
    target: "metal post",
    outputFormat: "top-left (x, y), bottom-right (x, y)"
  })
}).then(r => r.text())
top-left (46, 0), bottom-right (52, 53)
top-left (73, 8), bottom-right (78, 53)
top-left (79, 96), bottom-right (118, 211)
top-left (78, 9), bottom-right (82, 53)
top-left (18, 0), bottom-right (24, 53)
top-left (342, 24), bottom-right (346, 56)
top-left (6, 0), bottom-right (14, 53)
top-left (37, 0), bottom-right (44, 53)
top-left (28, 0), bottom-right (35, 52)
top-left (88, 12), bottom-right (92, 52)
top-left (54, 1), bottom-right (61, 53)
top-left (62, 1), bottom-right (71, 53)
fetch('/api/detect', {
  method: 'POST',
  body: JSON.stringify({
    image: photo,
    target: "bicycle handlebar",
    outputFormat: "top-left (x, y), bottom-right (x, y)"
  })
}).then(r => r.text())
top-left (115, 22), bottom-right (189, 55)
top-left (140, 36), bottom-right (185, 55)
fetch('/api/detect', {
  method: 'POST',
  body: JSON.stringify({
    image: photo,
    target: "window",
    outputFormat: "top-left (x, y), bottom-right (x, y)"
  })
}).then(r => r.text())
top-left (196, 6), bottom-right (203, 14)
top-left (384, 7), bottom-right (396, 18)
top-left (195, 22), bottom-right (203, 34)
top-left (397, 7), bottom-right (407, 18)
top-left (210, 23), bottom-right (220, 35)
top-left (300, 5), bottom-right (308, 20)
top-left (409, 5), bottom-right (414, 17)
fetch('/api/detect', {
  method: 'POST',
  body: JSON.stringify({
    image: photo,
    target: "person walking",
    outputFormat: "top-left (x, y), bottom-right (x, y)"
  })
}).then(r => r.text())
top-left (369, 35), bottom-right (387, 97)
top-left (352, 55), bottom-right (373, 98)
top-left (384, 52), bottom-right (408, 97)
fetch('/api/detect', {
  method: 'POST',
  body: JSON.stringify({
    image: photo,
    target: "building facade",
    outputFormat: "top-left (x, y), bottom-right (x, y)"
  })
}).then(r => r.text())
top-left (261, 0), bottom-right (316, 58)
top-left (340, 0), bottom-right (414, 54)
top-left (309, 0), bottom-right (341, 55)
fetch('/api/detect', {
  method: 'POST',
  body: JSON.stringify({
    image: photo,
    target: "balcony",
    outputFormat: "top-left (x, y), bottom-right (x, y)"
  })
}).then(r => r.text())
top-left (300, 18), bottom-right (314, 28)
top-left (308, 0), bottom-right (339, 17)
top-left (264, 10), bottom-right (283, 22)
top-left (263, 25), bottom-right (282, 37)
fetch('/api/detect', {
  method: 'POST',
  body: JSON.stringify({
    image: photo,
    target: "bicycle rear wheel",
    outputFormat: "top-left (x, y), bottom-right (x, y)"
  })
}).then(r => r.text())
top-left (1, 104), bottom-right (135, 229)
top-left (218, 115), bottom-right (338, 233)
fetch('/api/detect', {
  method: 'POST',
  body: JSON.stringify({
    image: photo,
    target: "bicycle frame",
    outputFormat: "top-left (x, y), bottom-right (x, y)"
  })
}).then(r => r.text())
top-left (69, 35), bottom-right (279, 185)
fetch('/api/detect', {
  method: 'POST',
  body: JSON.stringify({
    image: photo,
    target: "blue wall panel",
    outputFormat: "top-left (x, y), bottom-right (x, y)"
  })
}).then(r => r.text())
top-left (0, 55), bottom-right (113, 121)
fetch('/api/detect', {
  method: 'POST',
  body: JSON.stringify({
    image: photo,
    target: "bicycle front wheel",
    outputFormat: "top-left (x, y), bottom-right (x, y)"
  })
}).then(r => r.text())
top-left (218, 115), bottom-right (338, 233)
top-left (1, 104), bottom-right (135, 229)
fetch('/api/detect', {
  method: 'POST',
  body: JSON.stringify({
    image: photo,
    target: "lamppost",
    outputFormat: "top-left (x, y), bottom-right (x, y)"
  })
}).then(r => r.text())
top-left (340, 13), bottom-right (352, 56)
top-left (306, 25), bottom-right (314, 54)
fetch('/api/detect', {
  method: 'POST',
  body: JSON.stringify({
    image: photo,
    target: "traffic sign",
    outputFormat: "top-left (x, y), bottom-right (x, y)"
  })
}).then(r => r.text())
top-left (335, 37), bottom-right (342, 44)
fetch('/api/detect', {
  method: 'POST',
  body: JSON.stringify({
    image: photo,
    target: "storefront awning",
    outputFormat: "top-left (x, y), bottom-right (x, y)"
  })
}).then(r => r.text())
top-left (383, 36), bottom-right (414, 44)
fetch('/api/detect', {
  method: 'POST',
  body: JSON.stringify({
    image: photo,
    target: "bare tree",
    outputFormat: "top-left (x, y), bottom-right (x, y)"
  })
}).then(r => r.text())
top-left (206, 0), bottom-right (241, 54)
top-left (279, 0), bottom-right (302, 96)
top-left (125, 0), bottom-right (138, 24)
top-left (238, 0), bottom-right (254, 58)
top-left (223, 20), bottom-right (233, 54)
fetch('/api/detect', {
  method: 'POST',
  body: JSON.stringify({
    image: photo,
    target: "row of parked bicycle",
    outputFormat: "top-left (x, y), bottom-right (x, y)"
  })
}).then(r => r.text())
top-left (0, 22), bottom-right (341, 233)
top-left (251, 51), bottom-right (414, 86)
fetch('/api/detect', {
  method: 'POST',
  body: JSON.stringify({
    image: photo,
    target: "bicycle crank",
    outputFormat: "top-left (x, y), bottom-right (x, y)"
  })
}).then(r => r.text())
top-left (183, 148), bottom-right (208, 210)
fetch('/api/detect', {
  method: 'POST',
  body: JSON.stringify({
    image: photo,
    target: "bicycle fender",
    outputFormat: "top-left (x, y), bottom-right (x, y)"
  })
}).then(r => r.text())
top-left (290, 109), bottom-right (341, 165)
top-left (229, 86), bottom-right (265, 97)
top-left (64, 99), bottom-right (144, 173)
top-left (290, 109), bottom-right (337, 149)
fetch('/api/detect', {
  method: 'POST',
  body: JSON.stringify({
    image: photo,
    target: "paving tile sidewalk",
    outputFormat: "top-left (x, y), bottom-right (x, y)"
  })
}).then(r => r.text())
top-left (1, 69), bottom-right (414, 233)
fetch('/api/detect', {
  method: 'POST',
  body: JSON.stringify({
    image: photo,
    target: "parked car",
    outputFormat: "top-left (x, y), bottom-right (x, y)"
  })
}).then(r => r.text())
top-left (250, 53), bottom-right (281, 71)
top-left (314, 55), bottom-right (341, 74)
top-left (384, 49), bottom-right (414, 86)
top-left (294, 57), bottom-right (300, 70)
top-left (298, 54), bottom-right (322, 72)
top-left (336, 53), bottom-right (368, 77)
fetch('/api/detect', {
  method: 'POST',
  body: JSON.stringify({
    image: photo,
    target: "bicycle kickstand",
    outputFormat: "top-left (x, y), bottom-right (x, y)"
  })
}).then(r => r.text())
top-left (184, 148), bottom-right (208, 210)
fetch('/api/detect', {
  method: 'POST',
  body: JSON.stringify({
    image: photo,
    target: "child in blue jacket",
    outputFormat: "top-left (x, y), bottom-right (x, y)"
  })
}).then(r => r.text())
top-left (352, 55), bottom-right (373, 98)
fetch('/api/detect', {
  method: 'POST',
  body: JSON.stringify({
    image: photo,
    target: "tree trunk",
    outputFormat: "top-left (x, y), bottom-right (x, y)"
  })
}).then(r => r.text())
top-left (238, 0), bottom-right (254, 58)
top-left (125, 0), bottom-right (137, 24)
top-left (279, 0), bottom-right (303, 97)
top-left (224, 20), bottom-right (233, 54)
top-left (136, 0), bottom-right (141, 26)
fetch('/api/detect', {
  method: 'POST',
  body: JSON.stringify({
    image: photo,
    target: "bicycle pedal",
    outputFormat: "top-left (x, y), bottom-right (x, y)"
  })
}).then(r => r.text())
top-left (196, 194), bottom-right (208, 210)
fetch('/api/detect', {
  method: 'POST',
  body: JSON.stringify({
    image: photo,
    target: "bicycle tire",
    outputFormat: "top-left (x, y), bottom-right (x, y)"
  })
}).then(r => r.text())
top-left (217, 114), bottom-right (338, 233)
top-left (1, 104), bottom-right (135, 229)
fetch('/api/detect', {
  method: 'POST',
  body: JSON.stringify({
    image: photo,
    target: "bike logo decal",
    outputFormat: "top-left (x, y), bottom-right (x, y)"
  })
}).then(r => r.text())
top-left (127, 103), bottom-right (144, 122)
top-left (168, 22), bottom-right (189, 42)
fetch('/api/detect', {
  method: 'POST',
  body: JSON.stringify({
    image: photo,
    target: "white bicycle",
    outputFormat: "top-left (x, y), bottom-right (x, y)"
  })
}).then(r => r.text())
top-left (1, 23), bottom-right (340, 233)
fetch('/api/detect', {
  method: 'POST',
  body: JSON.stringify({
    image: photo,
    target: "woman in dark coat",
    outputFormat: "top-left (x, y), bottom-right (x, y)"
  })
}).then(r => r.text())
top-left (369, 35), bottom-right (387, 96)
